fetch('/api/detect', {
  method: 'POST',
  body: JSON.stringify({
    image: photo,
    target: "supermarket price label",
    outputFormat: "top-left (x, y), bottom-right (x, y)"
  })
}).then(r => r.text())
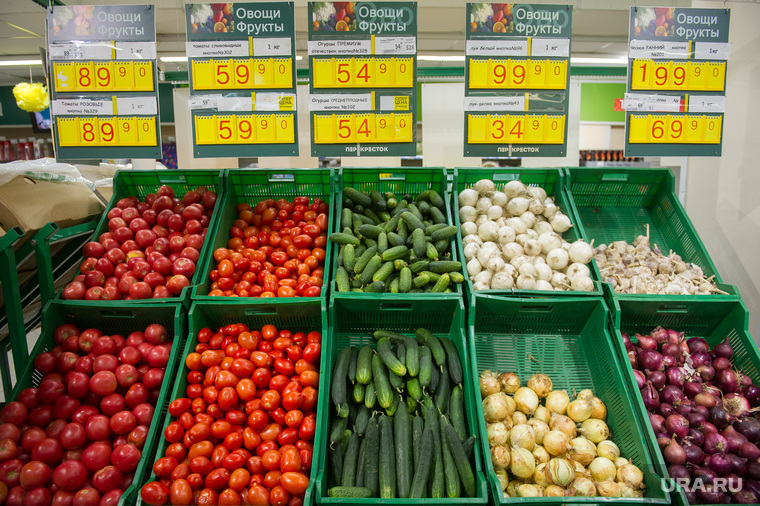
top-left (312, 112), bottom-right (414, 144)
top-left (193, 113), bottom-right (295, 145)
top-left (467, 113), bottom-right (565, 144)
top-left (627, 114), bottom-right (721, 144)
top-left (309, 93), bottom-right (373, 112)
top-left (56, 116), bottom-right (157, 147)
top-left (630, 60), bottom-right (725, 92)
top-left (312, 57), bottom-right (414, 89)
top-left (190, 57), bottom-right (293, 90)
top-left (53, 61), bottom-right (154, 93)
top-left (468, 58), bottom-right (567, 90)
top-left (464, 95), bottom-right (526, 112)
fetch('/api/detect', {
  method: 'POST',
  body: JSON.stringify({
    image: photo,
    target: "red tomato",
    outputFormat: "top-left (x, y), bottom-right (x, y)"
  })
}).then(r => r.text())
top-left (298, 416), bottom-right (316, 441)
top-left (280, 472), bottom-right (309, 496)
top-left (280, 447), bottom-right (301, 473)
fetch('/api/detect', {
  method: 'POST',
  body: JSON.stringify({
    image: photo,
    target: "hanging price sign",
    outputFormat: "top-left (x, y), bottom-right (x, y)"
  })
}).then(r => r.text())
top-left (625, 7), bottom-right (730, 156)
top-left (464, 3), bottom-right (572, 158)
top-left (307, 2), bottom-right (418, 157)
top-left (186, 2), bottom-right (298, 157)
top-left (47, 4), bottom-right (161, 160)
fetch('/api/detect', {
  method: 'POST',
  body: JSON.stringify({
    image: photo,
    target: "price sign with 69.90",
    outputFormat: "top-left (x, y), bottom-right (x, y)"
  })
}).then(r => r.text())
top-left (186, 2), bottom-right (299, 158)
top-left (47, 4), bottom-right (161, 160)
top-left (464, 3), bottom-right (573, 158)
top-left (624, 7), bottom-right (730, 156)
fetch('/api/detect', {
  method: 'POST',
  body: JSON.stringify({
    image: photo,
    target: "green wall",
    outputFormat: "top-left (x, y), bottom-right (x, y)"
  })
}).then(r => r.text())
top-left (580, 82), bottom-right (625, 123)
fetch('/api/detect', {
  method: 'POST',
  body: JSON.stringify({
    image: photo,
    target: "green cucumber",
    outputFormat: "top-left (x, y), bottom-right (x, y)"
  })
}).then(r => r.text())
top-left (356, 438), bottom-right (366, 487)
top-left (328, 486), bottom-right (373, 498)
top-left (427, 190), bottom-right (445, 210)
top-left (383, 213), bottom-right (401, 234)
top-left (381, 245), bottom-right (408, 261)
top-left (330, 232), bottom-right (360, 246)
top-left (439, 336), bottom-right (463, 385)
top-left (426, 242), bottom-right (440, 261)
top-left (370, 190), bottom-right (387, 210)
top-left (397, 219), bottom-right (408, 241)
top-left (356, 345), bottom-right (373, 385)
top-left (364, 208), bottom-right (381, 225)
top-left (434, 239), bottom-right (450, 255)
top-left (343, 244), bottom-right (356, 272)
top-left (425, 405), bottom-right (445, 498)
top-left (330, 443), bottom-right (343, 487)
top-left (358, 224), bottom-right (383, 239)
top-left (348, 346), bottom-right (359, 384)
top-left (388, 364), bottom-right (403, 391)
top-left (444, 424), bottom-right (476, 497)
top-left (359, 256), bottom-right (383, 285)
top-left (373, 261), bottom-right (394, 282)
top-left (409, 259), bottom-right (429, 273)
top-left (341, 208), bottom-right (353, 230)
top-left (428, 261), bottom-right (462, 274)
top-left (364, 418), bottom-right (380, 496)
top-left (412, 273), bottom-right (430, 288)
top-left (378, 415), bottom-right (396, 499)
top-left (377, 338), bottom-right (407, 376)
top-left (342, 432), bottom-right (360, 487)
top-left (418, 346), bottom-right (432, 388)
top-left (439, 415), bottom-right (461, 498)
top-left (434, 364), bottom-right (451, 413)
top-left (372, 355), bottom-right (394, 409)
top-left (412, 415), bottom-right (424, 467)
top-left (421, 271), bottom-right (441, 283)
top-left (352, 382), bottom-right (365, 404)
top-left (400, 211), bottom-right (424, 231)
top-left (429, 206), bottom-right (446, 224)
top-left (462, 436), bottom-right (476, 460)
top-left (431, 225), bottom-right (458, 242)
top-left (407, 378), bottom-right (423, 401)
top-left (336, 267), bottom-right (350, 293)
top-left (408, 203), bottom-right (424, 221)
top-left (364, 381), bottom-right (376, 409)
top-left (330, 417), bottom-right (348, 447)
top-left (331, 347), bottom-right (353, 407)
top-left (450, 271), bottom-right (465, 284)
top-left (404, 337), bottom-right (419, 377)
top-left (449, 385), bottom-right (467, 442)
top-left (409, 428), bottom-right (434, 498)
top-left (387, 232), bottom-right (404, 247)
top-left (395, 343), bottom-right (406, 366)
top-left (377, 231), bottom-right (388, 253)
top-left (373, 330), bottom-right (407, 344)
top-left (363, 281), bottom-right (385, 293)
top-left (344, 187), bottom-right (372, 207)
top-left (429, 365), bottom-right (440, 393)
top-left (389, 277), bottom-right (399, 294)
top-left (336, 402), bottom-right (350, 418)
top-left (412, 228), bottom-right (426, 258)
top-left (416, 328), bottom-right (446, 369)
top-left (385, 391), bottom-right (401, 416)
top-left (399, 267), bottom-right (412, 293)
top-left (355, 405), bottom-right (370, 436)
top-left (354, 245), bottom-right (378, 274)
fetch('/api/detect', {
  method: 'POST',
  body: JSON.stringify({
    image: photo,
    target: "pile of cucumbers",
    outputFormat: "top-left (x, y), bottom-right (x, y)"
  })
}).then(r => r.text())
top-left (330, 187), bottom-right (463, 293)
top-left (326, 328), bottom-right (478, 500)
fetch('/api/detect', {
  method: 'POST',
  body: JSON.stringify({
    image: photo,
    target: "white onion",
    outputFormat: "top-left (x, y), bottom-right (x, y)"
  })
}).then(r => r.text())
top-left (461, 222), bottom-right (478, 237)
top-left (505, 217), bottom-right (528, 235)
top-left (473, 271), bottom-right (492, 284)
top-left (510, 447), bottom-right (535, 479)
top-left (502, 264), bottom-right (517, 279)
top-left (463, 243), bottom-right (479, 261)
top-left (475, 214), bottom-right (489, 227)
top-left (516, 274), bottom-right (536, 290)
top-left (506, 197), bottom-right (529, 216)
top-left (534, 221), bottom-right (553, 236)
top-left (478, 221), bottom-right (500, 242)
top-left (463, 234), bottom-right (483, 247)
top-left (467, 258), bottom-right (482, 277)
top-left (589, 457), bottom-right (617, 482)
top-left (496, 217), bottom-right (507, 228)
top-left (545, 390), bottom-right (570, 414)
top-left (565, 263), bottom-right (590, 280)
top-left (543, 202), bottom-right (558, 220)
top-left (571, 276), bottom-right (594, 292)
top-left (568, 240), bottom-right (594, 264)
top-left (535, 263), bottom-right (553, 281)
top-left (597, 440), bottom-right (620, 462)
top-left (518, 262), bottom-right (536, 278)
top-left (488, 205), bottom-right (504, 220)
top-left (538, 233), bottom-right (562, 254)
top-left (497, 226), bottom-right (516, 245)
top-left (505, 180), bottom-right (527, 198)
top-left (546, 248), bottom-right (569, 270)
top-left (550, 212), bottom-right (573, 233)
top-left (510, 424), bottom-right (536, 450)
top-left (491, 271), bottom-right (514, 289)
top-left (458, 188), bottom-right (478, 207)
top-left (502, 242), bottom-right (524, 260)
top-left (528, 198), bottom-right (545, 215)
top-left (473, 179), bottom-right (496, 196)
top-left (535, 280), bottom-right (553, 291)
top-left (551, 272), bottom-right (569, 288)
top-left (477, 243), bottom-right (500, 265)
top-left (476, 197), bottom-right (493, 213)
top-left (492, 191), bottom-right (508, 207)
top-left (528, 186), bottom-right (547, 202)
top-left (474, 280), bottom-right (490, 290)
top-left (524, 239), bottom-right (542, 257)
top-left (486, 256), bottom-right (506, 273)
top-left (510, 255), bottom-right (531, 269)
top-left (459, 205), bottom-right (477, 223)
top-left (520, 211), bottom-right (537, 229)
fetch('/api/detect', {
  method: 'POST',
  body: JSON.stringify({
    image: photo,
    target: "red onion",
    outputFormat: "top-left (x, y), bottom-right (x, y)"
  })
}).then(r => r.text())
top-left (662, 342), bottom-right (681, 357)
top-left (647, 370), bottom-right (666, 390)
top-left (723, 393), bottom-right (752, 418)
top-left (666, 367), bottom-right (687, 388)
top-left (649, 413), bottom-right (665, 433)
top-left (708, 405), bottom-right (732, 429)
top-left (697, 484), bottom-right (725, 504)
top-left (735, 417), bottom-right (760, 443)
top-left (742, 384), bottom-right (760, 406)
top-left (697, 364), bottom-right (716, 381)
top-left (688, 412), bottom-right (706, 427)
top-left (638, 349), bottom-right (664, 371)
top-left (688, 427), bottom-right (706, 447)
top-left (684, 442), bottom-right (705, 464)
top-left (688, 336), bottom-right (710, 353)
top-left (733, 490), bottom-right (758, 504)
top-left (667, 328), bottom-right (684, 344)
top-left (651, 327), bottom-right (668, 344)
top-left (621, 331), bottom-right (631, 346)
top-left (695, 392), bottom-right (719, 408)
top-left (628, 349), bottom-right (637, 368)
top-left (657, 403), bottom-right (675, 418)
top-left (692, 465), bottom-right (718, 484)
top-left (664, 437), bottom-right (686, 464)
top-left (747, 462), bottom-right (760, 481)
top-left (701, 421), bottom-right (719, 436)
top-left (741, 374), bottom-right (752, 387)
top-left (642, 381), bottom-right (660, 410)
top-left (716, 368), bottom-right (740, 393)
top-left (693, 405), bottom-right (710, 418)
top-left (637, 333), bottom-right (658, 350)
top-left (662, 354), bottom-right (677, 368)
top-left (633, 370), bottom-right (646, 389)
top-left (712, 356), bottom-right (731, 370)
top-left (739, 441), bottom-right (760, 460)
top-left (666, 414), bottom-right (690, 438)
top-left (662, 385), bottom-right (685, 405)
top-left (707, 452), bottom-right (733, 475)
top-left (724, 473), bottom-right (742, 492)
top-left (683, 490), bottom-right (698, 504)
top-left (676, 399), bottom-right (694, 417)
top-left (657, 435), bottom-right (671, 449)
top-left (625, 341), bottom-right (635, 353)
top-left (679, 340), bottom-right (690, 358)
top-left (713, 340), bottom-right (734, 359)
top-left (727, 453), bottom-right (747, 477)
top-left (721, 424), bottom-right (748, 452)
top-left (668, 464), bottom-right (690, 480)
top-left (704, 432), bottom-right (728, 454)
top-left (684, 381), bottom-right (704, 399)
top-left (690, 350), bottom-right (712, 368)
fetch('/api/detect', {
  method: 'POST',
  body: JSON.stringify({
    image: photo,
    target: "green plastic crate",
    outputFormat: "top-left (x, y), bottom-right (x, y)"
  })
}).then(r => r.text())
top-left (452, 168), bottom-right (603, 302)
top-left (469, 295), bottom-right (671, 504)
top-left (53, 169), bottom-right (226, 305)
top-left (137, 299), bottom-right (327, 506)
top-left (607, 293), bottom-right (760, 506)
top-left (10, 299), bottom-right (187, 506)
top-left (564, 167), bottom-right (739, 302)
top-left (314, 295), bottom-right (488, 504)
top-left (331, 167), bottom-right (463, 298)
top-left (193, 168), bottom-right (334, 306)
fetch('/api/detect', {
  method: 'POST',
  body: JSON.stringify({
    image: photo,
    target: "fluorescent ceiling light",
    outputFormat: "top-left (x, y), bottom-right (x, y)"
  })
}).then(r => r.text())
top-left (160, 56), bottom-right (188, 63)
top-left (418, 55), bottom-right (465, 62)
top-left (0, 59), bottom-right (43, 66)
top-left (570, 56), bottom-right (627, 65)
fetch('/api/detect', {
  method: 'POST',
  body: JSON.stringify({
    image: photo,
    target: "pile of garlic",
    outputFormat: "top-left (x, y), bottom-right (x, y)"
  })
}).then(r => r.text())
top-left (459, 179), bottom-right (594, 291)
top-left (595, 232), bottom-right (728, 295)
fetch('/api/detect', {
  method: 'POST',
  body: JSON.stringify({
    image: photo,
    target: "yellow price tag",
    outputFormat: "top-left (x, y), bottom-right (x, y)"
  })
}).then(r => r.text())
top-left (192, 58), bottom-right (293, 90)
top-left (193, 113), bottom-right (295, 145)
top-left (53, 61), bottom-right (154, 93)
top-left (628, 114), bottom-right (722, 144)
top-left (467, 114), bottom-right (565, 144)
top-left (312, 113), bottom-right (413, 144)
top-left (469, 59), bottom-right (567, 90)
top-left (630, 60), bottom-right (726, 92)
top-left (56, 117), bottom-right (157, 147)
top-left (312, 57), bottom-right (414, 89)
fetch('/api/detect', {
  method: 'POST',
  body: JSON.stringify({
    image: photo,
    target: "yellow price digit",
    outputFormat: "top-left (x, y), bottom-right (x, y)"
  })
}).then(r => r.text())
top-left (53, 61), bottom-right (153, 92)
top-left (192, 58), bottom-right (292, 90)
top-left (56, 117), bottom-right (156, 147)
top-left (628, 114), bottom-right (722, 144)
top-left (312, 113), bottom-right (412, 144)
top-left (467, 114), bottom-right (565, 144)
top-left (312, 57), bottom-right (413, 88)
top-left (631, 60), bottom-right (725, 92)
top-left (193, 113), bottom-right (294, 144)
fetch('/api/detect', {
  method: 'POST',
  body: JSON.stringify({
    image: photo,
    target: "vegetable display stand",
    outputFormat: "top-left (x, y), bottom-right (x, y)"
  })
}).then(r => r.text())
top-left (607, 294), bottom-right (760, 506)
top-left (192, 168), bottom-right (334, 306)
top-left (563, 167), bottom-right (739, 302)
top-left (0, 227), bottom-right (26, 397)
top-left (11, 299), bottom-right (187, 506)
top-left (469, 295), bottom-right (671, 504)
top-left (314, 295), bottom-right (488, 504)
top-left (54, 169), bottom-right (226, 305)
top-left (136, 299), bottom-right (327, 506)
top-left (452, 167), bottom-right (603, 305)
top-left (331, 167), bottom-right (463, 298)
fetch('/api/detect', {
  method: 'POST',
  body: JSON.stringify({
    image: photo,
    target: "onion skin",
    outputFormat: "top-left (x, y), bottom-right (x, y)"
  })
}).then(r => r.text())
top-left (715, 369), bottom-right (740, 393)
top-left (690, 351), bottom-right (712, 368)
top-left (735, 417), bottom-right (760, 443)
top-left (687, 428), bottom-right (705, 448)
top-left (647, 370), bottom-right (666, 390)
top-left (712, 356), bottom-right (731, 370)
top-left (638, 349), bottom-right (664, 371)
top-left (649, 413), bottom-right (665, 433)
top-left (722, 392), bottom-right (752, 418)
top-left (694, 392), bottom-right (718, 408)
top-left (661, 385), bottom-right (684, 405)
top-left (721, 424), bottom-right (748, 453)
top-left (683, 442), bottom-right (704, 464)
top-left (642, 382), bottom-right (659, 411)
top-left (687, 337), bottom-right (709, 354)
top-left (707, 452), bottom-right (732, 475)
top-left (708, 405), bottom-right (732, 429)
top-left (742, 384), bottom-right (760, 406)
top-left (703, 432), bottom-right (728, 454)
top-left (633, 370), bottom-right (646, 389)
top-left (684, 381), bottom-right (704, 399)
top-left (651, 327), bottom-right (668, 344)
top-left (664, 437), bottom-right (686, 464)
top-left (697, 365), bottom-right (716, 382)
top-left (739, 441), bottom-right (760, 461)
top-left (713, 340), bottom-right (734, 359)
top-left (665, 414), bottom-right (689, 438)
top-left (637, 334), bottom-right (658, 351)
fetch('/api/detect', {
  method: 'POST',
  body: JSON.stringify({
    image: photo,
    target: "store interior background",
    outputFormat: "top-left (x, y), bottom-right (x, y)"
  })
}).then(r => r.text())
top-left (0, 0), bottom-right (757, 339)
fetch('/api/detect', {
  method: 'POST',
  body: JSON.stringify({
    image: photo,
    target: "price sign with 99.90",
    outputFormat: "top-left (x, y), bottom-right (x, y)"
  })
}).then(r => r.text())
top-left (468, 58), bottom-right (567, 90)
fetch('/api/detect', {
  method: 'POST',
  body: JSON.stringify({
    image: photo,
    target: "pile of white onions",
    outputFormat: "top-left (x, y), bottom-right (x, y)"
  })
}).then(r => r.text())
top-left (595, 230), bottom-right (728, 295)
top-left (480, 371), bottom-right (646, 498)
top-left (459, 179), bottom-right (594, 291)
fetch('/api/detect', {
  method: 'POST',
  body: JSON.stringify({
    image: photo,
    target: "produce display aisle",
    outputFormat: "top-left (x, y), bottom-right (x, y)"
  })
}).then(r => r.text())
top-left (0, 166), bottom-right (757, 506)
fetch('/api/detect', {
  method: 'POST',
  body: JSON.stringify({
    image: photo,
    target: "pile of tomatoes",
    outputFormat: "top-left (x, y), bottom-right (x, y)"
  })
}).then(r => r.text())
top-left (0, 322), bottom-right (172, 505)
top-left (140, 323), bottom-right (321, 506)
top-left (63, 184), bottom-right (217, 300)
top-left (207, 197), bottom-right (329, 298)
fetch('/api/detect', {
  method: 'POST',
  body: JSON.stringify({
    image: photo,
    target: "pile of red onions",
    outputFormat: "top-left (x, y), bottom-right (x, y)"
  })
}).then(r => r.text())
top-left (627, 326), bottom-right (760, 504)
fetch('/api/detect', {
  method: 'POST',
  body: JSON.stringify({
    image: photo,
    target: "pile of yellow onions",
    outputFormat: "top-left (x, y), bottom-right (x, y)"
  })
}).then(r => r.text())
top-left (480, 371), bottom-right (646, 498)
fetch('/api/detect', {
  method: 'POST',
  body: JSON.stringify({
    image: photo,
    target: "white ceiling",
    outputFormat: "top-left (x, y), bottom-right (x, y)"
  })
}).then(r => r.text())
top-left (0, 0), bottom-right (694, 85)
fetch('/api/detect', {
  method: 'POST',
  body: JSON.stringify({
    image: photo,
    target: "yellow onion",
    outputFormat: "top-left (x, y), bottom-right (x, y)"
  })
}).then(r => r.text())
top-left (491, 444), bottom-right (511, 470)
top-left (533, 463), bottom-right (551, 488)
top-left (577, 388), bottom-right (594, 401)
top-left (532, 445), bottom-right (550, 465)
top-left (527, 419), bottom-right (549, 445)
top-left (569, 436), bottom-right (597, 466)
top-left (512, 411), bottom-right (528, 425)
top-left (506, 479), bottom-right (522, 498)
top-left (549, 414), bottom-right (577, 438)
top-left (510, 447), bottom-right (535, 479)
top-left (545, 390), bottom-right (570, 414)
top-left (546, 457), bottom-right (575, 487)
top-left (514, 387), bottom-right (539, 415)
top-left (504, 395), bottom-right (517, 417)
top-left (597, 480), bottom-right (621, 497)
top-left (480, 371), bottom-right (501, 398)
top-left (596, 440), bottom-right (620, 461)
top-left (579, 418), bottom-right (610, 444)
top-left (567, 399), bottom-right (593, 422)
top-left (619, 483), bottom-right (636, 498)
top-left (498, 372), bottom-right (520, 394)
top-left (589, 456), bottom-right (617, 482)
top-left (483, 393), bottom-right (511, 422)
top-left (510, 424), bottom-right (535, 450)
top-left (543, 430), bottom-right (571, 456)
top-left (568, 476), bottom-right (597, 497)
top-left (517, 484), bottom-right (543, 497)
top-left (572, 459), bottom-right (590, 478)
top-left (487, 422), bottom-right (509, 446)
top-left (615, 457), bottom-right (629, 468)
top-left (495, 468), bottom-right (509, 492)
top-left (533, 405), bottom-right (551, 424)
top-left (527, 374), bottom-right (553, 398)
top-left (590, 396), bottom-right (607, 420)
top-left (617, 463), bottom-right (645, 489)
top-left (544, 485), bottom-right (565, 497)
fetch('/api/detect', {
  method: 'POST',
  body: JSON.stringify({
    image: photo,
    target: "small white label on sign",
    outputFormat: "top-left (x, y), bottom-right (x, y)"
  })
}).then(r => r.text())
top-left (116, 96), bottom-right (158, 115)
top-left (694, 42), bottom-right (731, 61)
top-left (307, 40), bottom-right (371, 55)
top-left (531, 38), bottom-right (570, 57)
top-left (466, 39), bottom-right (529, 57)
top-left (252, 38), bottom-right (292, 57)
top-left (309, 93), bottom-right (372, 111)
top-left (52, 98), bottom-right (112, 116)
top-left (375, 36), bottom-right (417, 55)
top-left (254, 93), bottom-right (297, 111)
top-left (186, 41), bottom-right (248, 58)
top-left (217, 96), bottom-right (253, 112)
top-left (689, 95), bottom-right (726, 113)
top-left (114, 42), bottom-right (156, 60)
top-left (622, 93), bottom-right (681, 112)
top-left (628, 40), bottom-right (690, 59)
top-left (49, 42), bottom-right (113, 61)
top-left (378, 96), bottom-right (396, 110)
top-left (188, 94), bottom-right (221, 110)
top-left (464, 96), bottom-right (526, 112)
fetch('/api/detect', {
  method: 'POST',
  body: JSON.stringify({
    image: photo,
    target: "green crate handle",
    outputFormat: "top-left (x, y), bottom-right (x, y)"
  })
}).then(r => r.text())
top-left (269, 174), bottom-right (295, 181)
top-left (99, 310), bottom-right (138, 319)
top-left (244, 307), bottom-right (279, 315)
top-left (492, 173), bottom-right (519, 181)
top-left (656, 304), bottom-right (690, 313)
top-left (519, 304), bottom-right (553, 312)
top-left (379, 302), bottom-right (414, 311)
top-left (156, 174), bottom-right (188, 183)
top-left (601, 173), bottom-right (630, 182)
